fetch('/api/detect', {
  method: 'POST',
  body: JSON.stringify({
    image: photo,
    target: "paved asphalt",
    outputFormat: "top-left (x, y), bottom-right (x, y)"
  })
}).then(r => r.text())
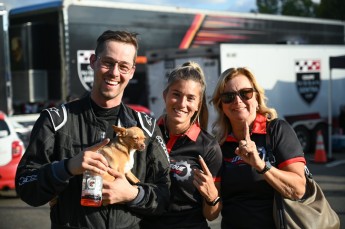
top-left (1, 153), bottom-right (344, 229)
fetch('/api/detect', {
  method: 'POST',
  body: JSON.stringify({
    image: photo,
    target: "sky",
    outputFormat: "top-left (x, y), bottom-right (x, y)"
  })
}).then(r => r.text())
top-left (1, 0), bottom-right (322, 13)
top-left (2, 0), bottom-right (261, 13)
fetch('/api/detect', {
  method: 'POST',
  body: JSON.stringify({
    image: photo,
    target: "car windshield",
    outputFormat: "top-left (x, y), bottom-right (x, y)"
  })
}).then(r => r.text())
top-left (0, 120), bottom-right (10, 137)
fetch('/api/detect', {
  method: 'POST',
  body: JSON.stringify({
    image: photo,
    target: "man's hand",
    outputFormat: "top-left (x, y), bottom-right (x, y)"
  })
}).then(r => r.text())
top-left (102, 168), bottom-right (139, 205)
top-left (67, 138), bottom-right (110, 175)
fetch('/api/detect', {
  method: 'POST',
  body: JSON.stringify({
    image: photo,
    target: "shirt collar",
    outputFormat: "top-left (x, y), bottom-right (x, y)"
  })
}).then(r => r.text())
top-left (183, 123), bottom-right (201, 142)
top-left (225, 114), bottom-right (267, 142)
top-left (157, 117), bottom-right (201, 142)
top-left (252, 113), bottom-right (267, 134)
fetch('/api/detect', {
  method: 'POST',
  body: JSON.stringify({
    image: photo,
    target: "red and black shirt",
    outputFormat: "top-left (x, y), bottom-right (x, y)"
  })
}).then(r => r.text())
top-left (220, 114), bottom-right (306, 228)
top-left (146, 118), bottom-right (222, 229)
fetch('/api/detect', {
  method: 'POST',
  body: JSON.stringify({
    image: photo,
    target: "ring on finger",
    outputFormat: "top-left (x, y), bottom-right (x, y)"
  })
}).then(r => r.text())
top-left (241, 140), bottom-right (247, 147)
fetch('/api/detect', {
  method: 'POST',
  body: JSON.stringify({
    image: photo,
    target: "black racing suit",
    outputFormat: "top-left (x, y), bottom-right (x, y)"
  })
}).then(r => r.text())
top-left (15, 95), bottom-right (171, 229)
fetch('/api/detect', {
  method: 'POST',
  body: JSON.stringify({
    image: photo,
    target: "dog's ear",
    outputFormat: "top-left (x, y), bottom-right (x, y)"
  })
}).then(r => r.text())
top-left (112, 125), bottom-right (127, 136)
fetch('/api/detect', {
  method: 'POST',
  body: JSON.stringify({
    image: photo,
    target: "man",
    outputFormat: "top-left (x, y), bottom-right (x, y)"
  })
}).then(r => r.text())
top-left (15, 30), bottom-right (170, 228)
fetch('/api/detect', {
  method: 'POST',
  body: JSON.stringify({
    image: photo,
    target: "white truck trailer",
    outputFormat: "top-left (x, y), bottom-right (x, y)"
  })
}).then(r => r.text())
top-left (2, 0), bottom-right (344, 115)
top-left (146, 44), bottom-right (345, 154)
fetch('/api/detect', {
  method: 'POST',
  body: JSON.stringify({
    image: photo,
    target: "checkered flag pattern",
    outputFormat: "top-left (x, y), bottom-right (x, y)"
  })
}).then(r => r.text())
top-left (295, 60), bottom-right (321, 73)
top-left (78, 50), bottom-right (94, 64)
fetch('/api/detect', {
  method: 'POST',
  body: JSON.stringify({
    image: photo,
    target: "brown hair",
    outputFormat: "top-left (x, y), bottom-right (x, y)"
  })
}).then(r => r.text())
top-left (163, 61), bottom-right (208, 130)
top-left (95, 30), bottom-right (139, 64)
top-left (210, 67), bottom-right (277, 144)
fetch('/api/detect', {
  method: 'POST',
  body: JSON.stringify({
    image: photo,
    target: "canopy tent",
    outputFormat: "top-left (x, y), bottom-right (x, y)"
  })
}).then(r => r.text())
top-left (328, 55), bottom-right (345, 159)
top-left (330, 55), bottom-right (345, 69)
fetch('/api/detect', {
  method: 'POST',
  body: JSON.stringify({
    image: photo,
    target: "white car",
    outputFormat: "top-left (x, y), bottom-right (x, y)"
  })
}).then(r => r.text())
top-left (0, 111), bottom-right (25, 192)
top-left (8, 113), bottom-right (39, 147)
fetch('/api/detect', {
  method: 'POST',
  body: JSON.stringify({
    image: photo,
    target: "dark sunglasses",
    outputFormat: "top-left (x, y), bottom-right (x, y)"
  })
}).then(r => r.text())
top-left (220, 88), bottom-right (256, 104)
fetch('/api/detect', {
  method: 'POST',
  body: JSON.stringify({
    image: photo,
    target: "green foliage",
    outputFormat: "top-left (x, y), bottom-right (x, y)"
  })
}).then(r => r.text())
top-left (317, 0), bottom-right (345, 20)
top-left (281, 0), bottom-right (317, 17)
top-left (255, 0), bottom-right (344, 21)
top-left (256, 0), bottom-right (279, 14)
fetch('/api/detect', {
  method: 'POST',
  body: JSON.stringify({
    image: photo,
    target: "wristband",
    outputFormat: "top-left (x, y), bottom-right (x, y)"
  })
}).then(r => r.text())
top-left (256, 161), bottom-right (272, 174)
top-left (205, 196), bottom-right (221, 206)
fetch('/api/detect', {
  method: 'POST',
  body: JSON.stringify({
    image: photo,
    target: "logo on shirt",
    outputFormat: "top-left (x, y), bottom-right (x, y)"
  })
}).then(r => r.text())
top-left (144, 114), bottom-right (153, 126)
top-left (224, 146), bottom-right (267, 168)
top-left (258, 146), bottom-right (267, 160)
top-left (156, 136), bottom-right (169, 161)
top-left (170, 160), bottom-right (192, 182)
top-left (48, 107), bottom-right (60, 117)
top-left (18, 175), bottom-right (38, 186)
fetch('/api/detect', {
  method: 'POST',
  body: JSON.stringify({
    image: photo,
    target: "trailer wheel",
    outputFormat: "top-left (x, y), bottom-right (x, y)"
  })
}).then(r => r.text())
top-left (294, 126), bottom-right (312, 154)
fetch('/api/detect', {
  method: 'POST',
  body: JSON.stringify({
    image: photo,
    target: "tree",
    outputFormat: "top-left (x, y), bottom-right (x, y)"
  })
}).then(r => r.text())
top-left (256, 0), bottom-right (279, 14)
top-left (255, 0), bottom-right (344, 20)
top-left (281, 0), bottom-right (317, 17)
top-left (317, 0), bottom-right (345, 20)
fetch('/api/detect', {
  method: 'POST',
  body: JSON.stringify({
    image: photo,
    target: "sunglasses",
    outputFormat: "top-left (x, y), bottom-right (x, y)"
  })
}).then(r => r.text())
top-left (220, 88), bottom-right (256, 104)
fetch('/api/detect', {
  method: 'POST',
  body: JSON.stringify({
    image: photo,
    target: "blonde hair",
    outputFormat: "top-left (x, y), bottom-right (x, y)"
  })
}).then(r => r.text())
top-left (163, 61), bottom-right (208, 130)
top-left (210, 67), bottom-right (277, 144)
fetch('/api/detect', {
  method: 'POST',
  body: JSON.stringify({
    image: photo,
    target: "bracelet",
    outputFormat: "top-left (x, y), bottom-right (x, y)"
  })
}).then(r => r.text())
top-left (205, 196), bottom-right (221, 206)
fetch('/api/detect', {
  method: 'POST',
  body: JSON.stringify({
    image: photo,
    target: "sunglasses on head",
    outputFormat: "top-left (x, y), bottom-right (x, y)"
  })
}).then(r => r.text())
top-left (220, 88), bottom-right (256, 104)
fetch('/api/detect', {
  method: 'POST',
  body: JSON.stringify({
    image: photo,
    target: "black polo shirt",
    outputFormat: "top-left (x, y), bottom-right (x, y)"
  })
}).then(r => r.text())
top-left (220, 114), bottom-right (306, 229)
top-left (148, 119), bottom-right (222, 229)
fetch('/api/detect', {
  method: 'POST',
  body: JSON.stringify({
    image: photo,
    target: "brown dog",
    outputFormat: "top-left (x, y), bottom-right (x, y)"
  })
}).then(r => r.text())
top-left (100, 125), bottom-right (146, 184)
top-left (49, 125), bottom-right (146, 207)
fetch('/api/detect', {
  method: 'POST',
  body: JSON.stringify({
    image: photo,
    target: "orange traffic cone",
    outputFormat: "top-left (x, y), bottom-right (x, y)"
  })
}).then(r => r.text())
top-left (313, 130), bottom-right (327, 163)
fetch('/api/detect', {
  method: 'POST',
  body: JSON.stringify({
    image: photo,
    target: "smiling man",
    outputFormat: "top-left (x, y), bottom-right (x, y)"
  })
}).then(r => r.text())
top-left (15, 30), bottom-right (170, 229)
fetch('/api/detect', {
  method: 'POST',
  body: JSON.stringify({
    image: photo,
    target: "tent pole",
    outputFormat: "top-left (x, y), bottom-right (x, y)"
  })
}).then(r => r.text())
top-left (328, 68), bottom-right (333, 159)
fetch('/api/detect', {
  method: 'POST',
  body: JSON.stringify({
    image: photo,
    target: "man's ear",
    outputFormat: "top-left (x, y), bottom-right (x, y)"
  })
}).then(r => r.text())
top-left (129, 65), bottom-right (136, 80)
top-left (90, 54), bottom-right (97, 69)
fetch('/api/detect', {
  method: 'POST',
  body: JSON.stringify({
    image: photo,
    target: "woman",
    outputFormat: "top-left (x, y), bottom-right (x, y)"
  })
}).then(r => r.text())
top-left (141, 62), bottom-right (223, 229)
top-left (210, 67), bottom-right (306, 228)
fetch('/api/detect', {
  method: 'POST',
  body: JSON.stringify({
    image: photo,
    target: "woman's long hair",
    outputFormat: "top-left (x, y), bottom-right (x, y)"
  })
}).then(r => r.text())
top-left (210, 67), bottom-right (277, 144)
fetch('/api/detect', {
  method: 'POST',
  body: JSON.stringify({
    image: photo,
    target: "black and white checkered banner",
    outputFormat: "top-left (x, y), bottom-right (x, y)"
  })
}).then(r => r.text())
top-left (77, 50), bottom-right (94, 91)
top-left (295, 59), bottom-right (321, 105)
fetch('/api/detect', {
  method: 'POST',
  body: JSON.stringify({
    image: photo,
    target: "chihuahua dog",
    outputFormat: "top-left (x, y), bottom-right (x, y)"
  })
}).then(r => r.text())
top-left (100, 125), bottom-right (146, 184)
top-left (49, 125), bottom-right (146, 207)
